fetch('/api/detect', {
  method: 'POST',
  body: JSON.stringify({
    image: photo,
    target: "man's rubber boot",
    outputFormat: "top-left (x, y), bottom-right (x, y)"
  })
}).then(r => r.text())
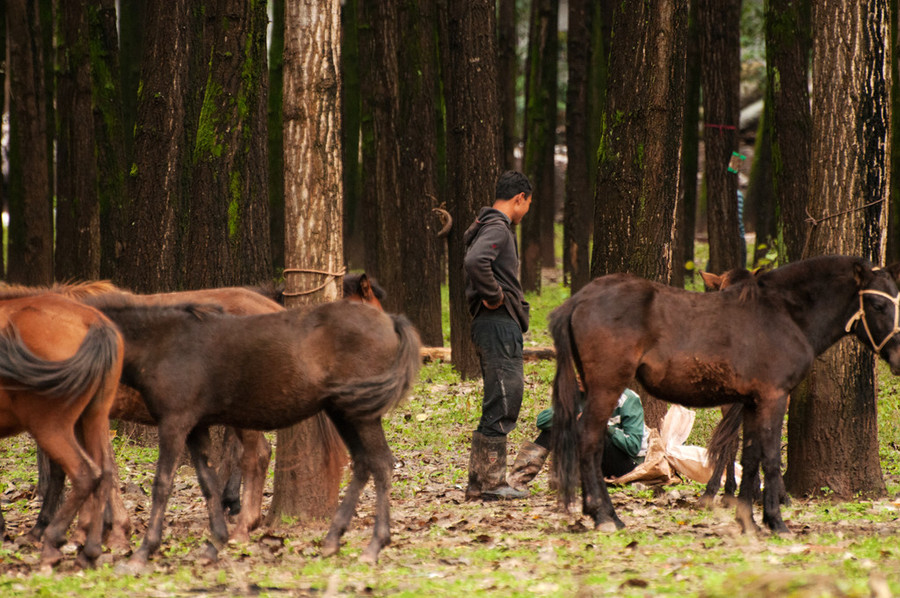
top-left (466, 431), bottom-right (528, 500)
top-left (507, 440), bottom-right (550, 491)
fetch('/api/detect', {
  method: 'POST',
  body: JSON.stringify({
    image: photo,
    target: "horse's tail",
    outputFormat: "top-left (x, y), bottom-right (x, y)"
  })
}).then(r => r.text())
top-left (0, 321), bottom-right (121, 403)
top-left (549, 299), bottom-right (581, 508)
top-left (707, 402), bottom-right (743, 483)
top-left (327, 314), bottom-right (422, 420)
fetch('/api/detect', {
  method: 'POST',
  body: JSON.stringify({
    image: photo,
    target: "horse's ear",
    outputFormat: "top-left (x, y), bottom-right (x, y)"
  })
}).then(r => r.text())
top-left (358, 273), bottom-right (375, 301)
top-left (886, 263), bottom-right (900, 285)
top-left (853, 262), bottom-right (875, 286)
top-left (699, 271), bottom-right (723, 290)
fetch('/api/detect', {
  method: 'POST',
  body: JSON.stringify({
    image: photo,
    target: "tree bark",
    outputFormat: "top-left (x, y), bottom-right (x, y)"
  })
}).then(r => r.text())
top-left (439, 0), bottom-right (502, 379)
top-left (397, 0), bottom-right (443, 347)
top-left (675, 0), bottom-right (701, 287)
top-left (746, 92), bottom-right (776, 267)
top-left (890, 0), bottom-right (900, 265)
top-left (563, 0), bottom-right (596, 294)
top-left (590, 0), bottom-right (686, 429)
top-left (269, 0), bottom-right (286, 272)
top-left (520, 0), bottom-right (557, 293)
top-left (56, 0), bottom-right (101, 281)
top-left (497, 0), bottom-right (519, 171)
top-left (6, 0), bottom-right (52, 286)
top-left (118, 0), bottom-right (192, 292)
top-left (767, 0), bottom-right (811, 265)
top-left (269, 0), bottom-right (345, 522)
top-left (185, 0), bottom-right (271, 288)
top-left (340, 0), bottom-right (363, 269)
top-left (698, 0), bottom-right (743, 274)
top-left (784, 0), bottom-right (889, 500)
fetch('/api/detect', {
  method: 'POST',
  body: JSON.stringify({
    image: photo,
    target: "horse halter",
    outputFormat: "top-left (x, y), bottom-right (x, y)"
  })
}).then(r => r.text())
top-left (844, 287), bottom-right (900, 352)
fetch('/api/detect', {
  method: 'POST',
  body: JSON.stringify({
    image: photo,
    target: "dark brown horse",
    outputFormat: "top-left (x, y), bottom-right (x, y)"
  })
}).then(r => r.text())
top-left (81, 295), bottom-right (420, 568)
top-left (0, 294), bottom-right (123, 566)
top-left (27, 274), bottom-right (383, 547)
top-left (550, 256), bottom-right (900, 534)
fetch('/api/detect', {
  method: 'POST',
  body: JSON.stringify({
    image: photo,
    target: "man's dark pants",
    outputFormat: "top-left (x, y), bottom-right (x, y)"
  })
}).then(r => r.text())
top-left (471, 309), bottom-right (524, 438)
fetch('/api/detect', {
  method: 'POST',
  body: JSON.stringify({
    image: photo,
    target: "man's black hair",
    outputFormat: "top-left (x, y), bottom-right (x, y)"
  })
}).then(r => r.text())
top-left (495, 170), bottom-right (532, 201)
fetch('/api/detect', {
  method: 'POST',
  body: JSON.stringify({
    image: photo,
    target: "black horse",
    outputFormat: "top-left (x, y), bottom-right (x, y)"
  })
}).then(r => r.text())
top-left (550, 256), bottom-right (900, 533)
top-left (82, 295), bottom-right (421, 568)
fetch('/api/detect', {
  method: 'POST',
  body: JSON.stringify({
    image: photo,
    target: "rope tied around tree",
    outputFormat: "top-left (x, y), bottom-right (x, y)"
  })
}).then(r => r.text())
top-left (800, 198), bottom-right (886, 260)
top-left (282, 266), bottom-right (347, 296)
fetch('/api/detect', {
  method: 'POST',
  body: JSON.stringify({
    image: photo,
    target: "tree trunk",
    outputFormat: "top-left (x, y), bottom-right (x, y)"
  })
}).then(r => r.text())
top-left (269, 0), bottom-right (285, 273)
top-left (698, 0), bottom-right (743, 274)
top-left (340, 0), bottom-right (363, 269)
top-left (563, 0), bottom-right (595, 294)
top-left (184, 0), bottom-right (271, 289)
top-left (92, 0), bottom-right (129, 281)
top-left (784, 0), bottom-right (889, 500)
top-left (767, 0), bottom-right (811, 265)
top-left (746, 93), bottom-right (776, 267)
top-left (118, 0), bottom-right (192, 292)
top-left (590, 0), bottom-right (686, 429)
top-left (397, 0), bottom-right (443, 347)
top-left (269, 0), bottom-right (345, 522)
top-left (497, 0), bottom-right (518, 172)
top-left (890, 0), bottom-right (900, 265)
top-left (520, 0), bottom-right (557, 293)
top-left (56, 0), bottom-right (101, 281)
top-left (6, 0), bottom-right (52, 286)
top-left (676, 0), bottom-right (701, 287)
top-left (117, 0), bottom-right (145, 167)
top-left (438, 0), bottom-right (501, 379)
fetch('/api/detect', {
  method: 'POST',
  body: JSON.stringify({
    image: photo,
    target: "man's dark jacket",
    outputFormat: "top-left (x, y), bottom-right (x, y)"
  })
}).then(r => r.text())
top-left (463, 207), bottom-right (530, 332)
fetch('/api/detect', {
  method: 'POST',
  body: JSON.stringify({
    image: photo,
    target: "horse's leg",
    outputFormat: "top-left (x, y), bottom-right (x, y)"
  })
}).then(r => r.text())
top-left (759, 396), bottom-right (789, 533)
top-left (217, 426), bottom-right (242, 516)
top-left (29, 427), bottom-right (102, 566)
top-left (354, 419), bottom-right (393, 564)
top-left (127, 421), bottom-right (190, 569)
top-left (75, 403), bottom-right (117, 566)
top-left (230, 429), bottom-right (270, 543)
top-left (103, 439), bottom-right (133, 552)
top-left (185, 426), bottom-right (229, 562)
top-left (734, 411), bottom-right (763, 533)
top-left (25, 459), bottom-right (67, 543)
top-left (577, 389), bottom-right (623, 531)
top-left (321, 413), bottom-right (371, 558)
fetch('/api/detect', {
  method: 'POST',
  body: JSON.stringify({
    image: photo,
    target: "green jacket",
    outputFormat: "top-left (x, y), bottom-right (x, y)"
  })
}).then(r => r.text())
top-left (537, 388), bottom-right (646, 459)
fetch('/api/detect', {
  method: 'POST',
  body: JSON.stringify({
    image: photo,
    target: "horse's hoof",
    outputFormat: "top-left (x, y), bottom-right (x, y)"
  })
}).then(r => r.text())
top-left (15, 534), bottom-right (37, 548)
top-left (197, 542), bottom-right (219, 565)
top-left (359, 549), bottom-right (379, 565)
top-left (104, 532), bottom-right (132, 554)
top-left (596, 521), bottom-right (619, 533)
top-left (229, 528), bottom-right (251, 545)
top-left (321, 540), bottom-right (340, 558)
top-left (75, 550), bottom-right (97, 570)
top-left (115, 556), bottom-right (148, 575)
top-left (697, 494), bottom-right (715, 510)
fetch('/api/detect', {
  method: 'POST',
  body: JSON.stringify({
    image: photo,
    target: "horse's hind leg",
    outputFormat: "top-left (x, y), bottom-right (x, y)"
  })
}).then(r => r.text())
top-left (735, 412), bottom-right (764, 533)
top-left (321, 414), bottom-right (372, 559)
top-left (30, 428), bottom-right (102, 566)
top-left (74, 405), bottom-right (117, 566)
top-left (186, 426), bottom-right (229, 561)
top-left (578, 389), bottom-right (623, 531)
top-left (25, 459), bottom-right (67, 543)
top-left (230, 429), bottom-right (270, 543)
top-left (127, 421), bottom-right (190, 569)
top-left (356, 419), bottom-right (393, 564)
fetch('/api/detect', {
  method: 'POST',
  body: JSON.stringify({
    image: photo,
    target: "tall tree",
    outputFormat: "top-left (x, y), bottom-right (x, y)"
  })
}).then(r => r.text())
top-left (56, 0), bottom-right (101, 281)
top-left (269, 0), bottom-right (346, 521)
top-left (439, 0), bottom-right (502, 378)
top-left (520, 0), bottom-right (558, 293)
top-left (269, 0), bottom-right (286, 272)
top-left (6, 0), bottom-right (52, 285)
top-left (341, 0), bottom-right (363, 268)
top-left (698, 0), bottom-right (743, 274)
top-left (590, 0), bottom-right (686, 428)
top-left (783, 0), bottom-right (889, 500)
top-left (891, 0), bottom-right (900, 265)
top-left (563, 0), bottom-right (598, 294)
top-left (767, 0), bottom-right (811, 264)
top-left (396, 1), bottom-right (443, 346)
top-left (497, 0), bottom-right (518, 171)
top-left (746, 94), bottom-right (776, 266)
top-left (118, 0), bottom-right (192, 292)
top-left (675, 0), bottom-right (702, 287)
top-left (185, 0), bottom-right (271, 288)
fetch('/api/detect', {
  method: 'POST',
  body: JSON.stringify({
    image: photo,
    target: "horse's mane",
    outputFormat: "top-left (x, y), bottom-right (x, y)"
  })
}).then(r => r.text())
top-left (0, 280), bottom-right (126, 301)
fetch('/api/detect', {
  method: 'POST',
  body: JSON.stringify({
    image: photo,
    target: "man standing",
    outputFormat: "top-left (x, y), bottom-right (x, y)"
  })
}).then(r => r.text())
top-left (462, 170), bottom-right (532, 500)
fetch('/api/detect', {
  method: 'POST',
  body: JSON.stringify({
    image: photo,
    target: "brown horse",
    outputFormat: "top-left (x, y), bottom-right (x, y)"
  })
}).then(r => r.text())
top-left (28, 273), bottom-right (383, 547)
top-left (81, 294), bottom-right (420, 568)
top-left (550, 256), bottom-right (900, 534)
top-left (0, 294), bottom-right (123, 566)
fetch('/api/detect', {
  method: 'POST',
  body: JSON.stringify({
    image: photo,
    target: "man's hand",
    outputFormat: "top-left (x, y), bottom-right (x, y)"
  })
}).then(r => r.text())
top-left (482, 293), bottom-right (504, 310)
